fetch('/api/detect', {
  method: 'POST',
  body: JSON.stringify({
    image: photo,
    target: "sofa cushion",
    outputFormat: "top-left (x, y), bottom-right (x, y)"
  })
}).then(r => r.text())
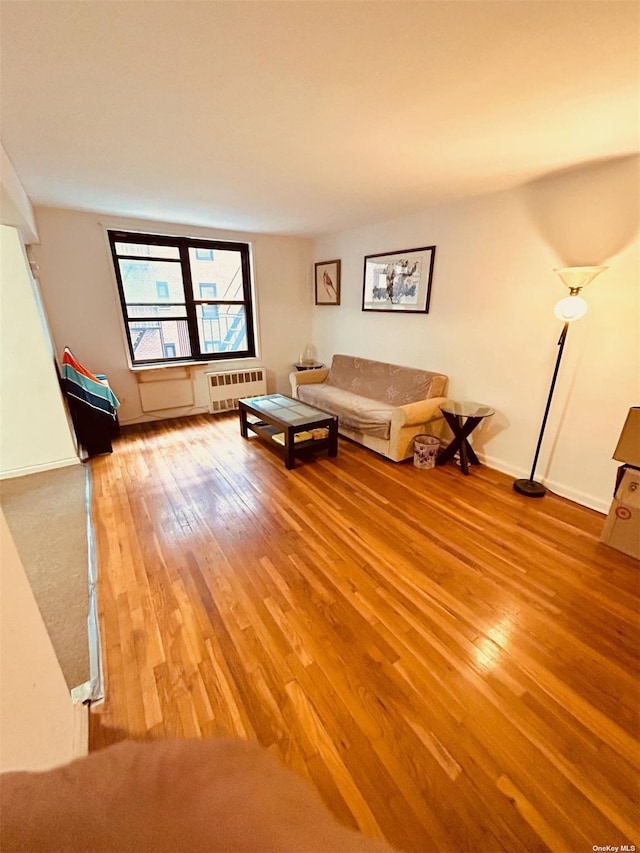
top-left (298, 383), bottom-right (394, 439)
top-left (326, 354), bottom-right (446, 405)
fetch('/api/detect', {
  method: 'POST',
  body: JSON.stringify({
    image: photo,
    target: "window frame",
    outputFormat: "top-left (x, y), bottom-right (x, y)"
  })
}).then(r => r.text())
top-left (108, 230), bottom-right (256, 366)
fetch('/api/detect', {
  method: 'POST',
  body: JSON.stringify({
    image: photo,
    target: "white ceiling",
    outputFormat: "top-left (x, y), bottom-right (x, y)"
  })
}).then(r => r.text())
top-left (1, 1), bottom-right (638, 237)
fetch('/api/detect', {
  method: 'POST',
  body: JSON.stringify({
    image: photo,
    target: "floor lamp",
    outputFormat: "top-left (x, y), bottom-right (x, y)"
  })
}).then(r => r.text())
top-left (513, 265), bottom-right (608, 498)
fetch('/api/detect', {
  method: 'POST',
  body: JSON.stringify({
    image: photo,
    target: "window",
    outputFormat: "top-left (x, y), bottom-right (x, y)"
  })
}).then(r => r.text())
top-left (108, 231), bottom-right (256, 365)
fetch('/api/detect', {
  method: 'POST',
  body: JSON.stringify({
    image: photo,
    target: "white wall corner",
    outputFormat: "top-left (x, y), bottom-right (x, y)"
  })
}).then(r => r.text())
top-left (0, 142), bottom-right (38, 243)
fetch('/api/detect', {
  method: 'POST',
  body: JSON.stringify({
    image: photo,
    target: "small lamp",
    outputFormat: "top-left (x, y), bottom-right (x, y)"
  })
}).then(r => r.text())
top-left (513, 265), bottom-right (607, 498)
top-left (299, 343), bottom-right (318, 366)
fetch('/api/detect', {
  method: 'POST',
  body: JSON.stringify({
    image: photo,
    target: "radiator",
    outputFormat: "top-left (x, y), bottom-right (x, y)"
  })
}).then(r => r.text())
top-left (207, 368), bottom-right (267, 413)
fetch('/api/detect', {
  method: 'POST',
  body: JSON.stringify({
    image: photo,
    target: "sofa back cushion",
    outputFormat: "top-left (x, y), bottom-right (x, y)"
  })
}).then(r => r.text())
top-left (326, 354), bottom-right (446, 405)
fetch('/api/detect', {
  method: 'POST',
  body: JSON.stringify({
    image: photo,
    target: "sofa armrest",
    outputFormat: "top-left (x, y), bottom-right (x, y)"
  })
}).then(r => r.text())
top-left (392, 397), bottom-right (449, 428)
top-left (289, 367), bottom-right (330, 398)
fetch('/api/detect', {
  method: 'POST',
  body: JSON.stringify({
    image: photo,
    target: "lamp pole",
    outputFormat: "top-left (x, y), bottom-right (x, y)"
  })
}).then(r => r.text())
top-left (513, 323), bottom-right (568, 497)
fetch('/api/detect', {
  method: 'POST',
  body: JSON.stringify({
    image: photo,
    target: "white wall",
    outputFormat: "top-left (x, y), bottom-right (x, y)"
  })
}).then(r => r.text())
top-left (29, 208), bottom-right (314, 424)
top-left (0, 225), bottom-right (78, 477)
top-left (312, 157), bottom-right (639, 513)
top-left (0, 508), bottom-right (86, 771)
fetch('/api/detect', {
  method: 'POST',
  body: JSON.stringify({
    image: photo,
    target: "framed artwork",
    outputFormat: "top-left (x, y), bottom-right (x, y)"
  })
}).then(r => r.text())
top-left (362, 245), bottom-right (436, 313)
top-left (314, 259), bottom-right (341, 305)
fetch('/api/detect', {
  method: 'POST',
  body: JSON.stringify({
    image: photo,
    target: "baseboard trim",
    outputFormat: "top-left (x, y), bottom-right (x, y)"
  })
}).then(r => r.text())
top-left (0, 457), bottom-right (80, 480)
top-left (71, 697), bottom-right (89, 760)
top-left (84, 467), bottom-right (104, 703)
top-left (119, 406), bottom-right (209, 427)
top-left (481, 453), bottom-right (609, 515)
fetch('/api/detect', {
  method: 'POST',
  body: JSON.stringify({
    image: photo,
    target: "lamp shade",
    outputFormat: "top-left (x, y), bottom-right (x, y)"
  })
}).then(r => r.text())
top-left (554, 295), bottom-right (588, 322)
top-left (554, 266), bottom-right (608, 290)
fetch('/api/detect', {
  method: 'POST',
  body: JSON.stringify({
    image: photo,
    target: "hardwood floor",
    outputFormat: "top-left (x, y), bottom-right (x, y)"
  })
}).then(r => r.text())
top-left (89, 413), bottom-right (639, 852)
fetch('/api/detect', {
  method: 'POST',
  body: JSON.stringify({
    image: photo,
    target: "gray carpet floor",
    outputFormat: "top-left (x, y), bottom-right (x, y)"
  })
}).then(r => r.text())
top-left (1, 464), bottom-right (90, 689)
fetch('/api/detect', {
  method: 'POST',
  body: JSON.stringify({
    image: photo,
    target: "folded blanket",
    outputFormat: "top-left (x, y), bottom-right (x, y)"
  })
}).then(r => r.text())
top-left (61, 348), bottom-right (120, 418)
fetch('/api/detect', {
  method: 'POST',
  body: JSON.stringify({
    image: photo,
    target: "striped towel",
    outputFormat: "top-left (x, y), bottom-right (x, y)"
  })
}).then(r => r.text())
top-left (61, 348), bottom-right (120, 418)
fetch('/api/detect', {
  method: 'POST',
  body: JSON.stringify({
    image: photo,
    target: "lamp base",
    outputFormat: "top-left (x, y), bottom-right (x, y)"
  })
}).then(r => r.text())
top-left (513, 478), bottom-right (546, 498)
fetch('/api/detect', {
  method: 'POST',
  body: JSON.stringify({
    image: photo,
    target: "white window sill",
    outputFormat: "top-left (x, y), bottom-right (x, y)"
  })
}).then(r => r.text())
top-left (129, 357), bottom-right (262, 374)
top-left (129, 360), bottom-right (209, 373)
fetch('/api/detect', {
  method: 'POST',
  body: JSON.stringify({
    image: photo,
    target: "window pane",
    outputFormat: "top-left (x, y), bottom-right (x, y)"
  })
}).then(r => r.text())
top-left (119, 259), bottom-right (184, 304)
top-left (128, 319), bottom-right (191, 361)
top-left (115, 242), bottom-right (179, 259)
top-left (189, 248), bottom-right (244, 300)
top-left (196, 305), bottom-right (247, 353)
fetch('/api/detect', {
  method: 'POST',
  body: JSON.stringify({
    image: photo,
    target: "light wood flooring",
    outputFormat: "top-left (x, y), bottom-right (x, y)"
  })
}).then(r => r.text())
top-left (89, 413), bottom-right (639, 852)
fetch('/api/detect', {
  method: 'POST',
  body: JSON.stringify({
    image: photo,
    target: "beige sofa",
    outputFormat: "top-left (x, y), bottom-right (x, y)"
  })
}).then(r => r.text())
top-left (290, 354), bottom-right (448, 462)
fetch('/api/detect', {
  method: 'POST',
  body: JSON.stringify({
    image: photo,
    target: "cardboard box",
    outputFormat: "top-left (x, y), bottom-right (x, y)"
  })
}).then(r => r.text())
top-left (600, 468), bottom-right (640, 560)
top-left (613, 407), bottom-right (640, 468)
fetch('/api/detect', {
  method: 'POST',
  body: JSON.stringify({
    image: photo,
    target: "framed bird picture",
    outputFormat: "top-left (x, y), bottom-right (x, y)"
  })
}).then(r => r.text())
top-left (314, 259), bottom-right (341, 305)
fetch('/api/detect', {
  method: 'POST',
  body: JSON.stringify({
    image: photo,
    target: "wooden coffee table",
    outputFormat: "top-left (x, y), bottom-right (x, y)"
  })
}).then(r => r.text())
top-left (238, 394), bottom-right (338, 469)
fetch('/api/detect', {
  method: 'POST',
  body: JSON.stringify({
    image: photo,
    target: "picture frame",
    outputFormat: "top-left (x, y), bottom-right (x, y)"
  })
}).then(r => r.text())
top-left (314, 259), bottom-right (341, 305)
top-left (362, 245), bottom-right (436, 313)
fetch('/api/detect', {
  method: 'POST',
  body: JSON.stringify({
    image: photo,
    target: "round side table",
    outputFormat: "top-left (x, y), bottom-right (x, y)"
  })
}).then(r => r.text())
top-left (437, 401), bottom-right (494, 475)
top-left (293, 362), bottom-right (324, 371)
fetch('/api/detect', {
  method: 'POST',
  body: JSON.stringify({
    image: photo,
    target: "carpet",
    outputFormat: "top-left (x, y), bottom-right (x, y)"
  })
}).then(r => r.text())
top-left (1, 464), bottom-right (91, 690)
